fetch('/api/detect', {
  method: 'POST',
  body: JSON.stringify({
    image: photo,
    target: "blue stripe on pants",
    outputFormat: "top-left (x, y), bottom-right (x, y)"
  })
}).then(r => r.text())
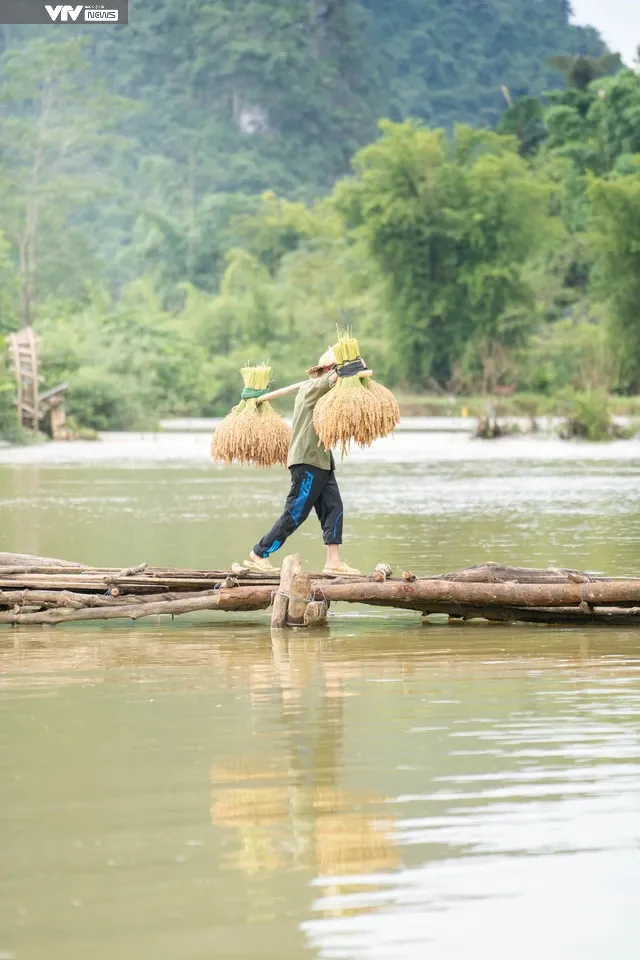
top-left (289, 470), bottom-right (315, 525)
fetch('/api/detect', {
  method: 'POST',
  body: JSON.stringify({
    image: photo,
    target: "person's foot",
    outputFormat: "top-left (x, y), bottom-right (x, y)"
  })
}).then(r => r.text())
top-left (243, 554), bottom-right (280, 573)
top-left (322, 561), bottom-right (362, 576)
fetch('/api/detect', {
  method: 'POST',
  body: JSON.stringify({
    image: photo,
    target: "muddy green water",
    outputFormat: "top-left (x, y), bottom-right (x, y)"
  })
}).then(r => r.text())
top-left (1, 430), bottom-right (640, 959)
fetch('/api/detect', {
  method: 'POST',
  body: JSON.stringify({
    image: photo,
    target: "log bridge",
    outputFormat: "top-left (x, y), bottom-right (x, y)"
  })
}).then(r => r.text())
top-left (1, 553), bottom-right (640, 628)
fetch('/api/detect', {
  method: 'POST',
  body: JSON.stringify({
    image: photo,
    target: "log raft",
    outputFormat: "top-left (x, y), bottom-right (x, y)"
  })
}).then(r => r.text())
top-left (0, 554), bottom-right (639, 628)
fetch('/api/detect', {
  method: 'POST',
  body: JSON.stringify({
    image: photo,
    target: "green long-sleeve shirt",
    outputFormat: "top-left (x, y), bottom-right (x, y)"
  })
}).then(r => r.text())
top-left (287, 373), bottom-right (335, 470)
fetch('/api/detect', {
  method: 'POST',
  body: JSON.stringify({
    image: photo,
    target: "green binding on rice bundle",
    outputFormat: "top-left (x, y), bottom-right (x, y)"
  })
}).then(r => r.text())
top-left (211, 364), bottom-right (291, 468)
top-left (313, 333), bottom-right (400, 456)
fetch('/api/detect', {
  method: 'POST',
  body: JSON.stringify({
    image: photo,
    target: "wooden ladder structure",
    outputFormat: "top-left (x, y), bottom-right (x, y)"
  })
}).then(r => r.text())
top-left (7, 328), bottom-right (69, 438)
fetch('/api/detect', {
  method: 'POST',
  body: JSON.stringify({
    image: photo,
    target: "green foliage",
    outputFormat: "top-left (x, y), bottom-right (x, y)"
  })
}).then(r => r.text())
top-left (0, 229), bottom-right (19, 333)
top-left (547, 53), bottom-right (622, 92)
top-left (556, 387), bottom-right (616, 442)
top-left (0, 38), bottom-right (138, 325)
top-left (497, 97), bottom-right (546, 156)
top-left (2, 15), bottom-right (639, 435)
top-left (336, 121), bottom-right (550, 387)
top-left (588, 169), bottom-right (640, 391)
top-left (0, 340), bottom-right (17, 441)
top-left (36, 283), bottom-right (208, 429)
top-left (83, 0), bottom-right (606, 207)
top-left (520, 305), bottom-right (617, 394)
top-left (364, 0), bottom-right (604, 130)
top-left (542, 69), bottom-right (640, 175)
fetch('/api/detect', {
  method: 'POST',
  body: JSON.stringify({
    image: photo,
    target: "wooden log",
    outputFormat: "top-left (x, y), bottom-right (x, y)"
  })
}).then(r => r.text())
top-left (419, 604), bottom-right (640, 625)
top-left (271, 554), bottom-right (302, 629)
top-left (0, 553), bottom-right (81, 568)
top-left (315, 579), bottom-right (640, 608)
top-left (0, 572), bottom-right (288, 595)
top-left (0, 566), bottom-right (130, 577)
top-left (2, 578), bottom-right (640, 627)
top-left (115, 562), bottom-right (148, 578)
top-left (0, 576), bottom-right (170, 594)
top-left (0, 587), bottom-right (273, 625)
top-left (4, 551), bottom-right (640, 629)
top-left (304, 600), bottom-right (328, 626)
top-left (0, 588), bottom-right (227, 610)
top-left (435, 562), bottom-right (596, 584)
top-left (374, 563), bottom-right (392, 581)
top-left (288, 572), bottom-right (313, 626)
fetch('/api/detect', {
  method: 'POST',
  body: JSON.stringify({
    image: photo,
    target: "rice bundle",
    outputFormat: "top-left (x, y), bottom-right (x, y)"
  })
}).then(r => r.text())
top-left (363, 379), bottom-right (401, 436)
top-left (313, 334), bottom-right (400, 455)
top-left (211, 364), bottom-right (291, 468)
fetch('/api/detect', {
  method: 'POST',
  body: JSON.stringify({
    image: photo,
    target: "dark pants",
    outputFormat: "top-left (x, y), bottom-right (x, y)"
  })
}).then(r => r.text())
top-left (254, 465), bottom-right (343, 558)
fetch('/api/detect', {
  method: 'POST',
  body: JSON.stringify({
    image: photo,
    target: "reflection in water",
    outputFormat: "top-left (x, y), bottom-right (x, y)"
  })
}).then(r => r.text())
top-left (210, 633), bottom-right (399, 915)
top-left (1, 625), bottom-right (640, 959)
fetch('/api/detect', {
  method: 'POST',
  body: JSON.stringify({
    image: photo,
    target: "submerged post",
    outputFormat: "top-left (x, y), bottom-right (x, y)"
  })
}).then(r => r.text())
top-left (304, 599), bottom-right (328, 626)
top-left (270, 554), bottom-right (327, 629)
top-left (288, 569), bottom-right (312, 625)
top-left (270, 554), bottom-right (302, 629)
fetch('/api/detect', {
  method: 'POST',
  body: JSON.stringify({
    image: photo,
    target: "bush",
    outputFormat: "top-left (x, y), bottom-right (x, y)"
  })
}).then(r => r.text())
top-left (0, 344), bottom-right (24, 443)
top-left (66, 367), bottom-right (149, 431)
top-left (556, 387), bottom-right (621, 441)
top-left (519, 307), bottom-right (617, 395)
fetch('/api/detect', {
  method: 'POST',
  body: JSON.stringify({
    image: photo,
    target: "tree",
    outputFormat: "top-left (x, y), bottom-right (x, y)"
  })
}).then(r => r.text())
top-left (335, 121), bottom-right (550, 387)
top-left (547, 53), bottom-right (622, 91)
top-left (0, 37), bottom-right (136, 326)
top-left (543, 68), bottom-right (640, 174)
top-left (588, 170), bottom-right (640, 391)
top-left (0, 229), bottom-right (19, 333)
top-left (498, 96), bottom-right (547, 156)
top-left (364, 0), bottom-right (606, 130)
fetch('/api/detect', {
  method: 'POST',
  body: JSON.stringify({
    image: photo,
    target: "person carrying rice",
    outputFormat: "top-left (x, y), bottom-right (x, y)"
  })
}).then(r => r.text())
top-left (243, 348), bottom-right (365, 576)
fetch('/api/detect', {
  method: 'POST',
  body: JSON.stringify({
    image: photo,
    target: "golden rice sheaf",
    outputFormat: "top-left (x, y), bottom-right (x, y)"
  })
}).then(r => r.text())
top-left (363, 379), bottom-right (401, 436)
top-left (211, 398), bottom-right (291, 468)
top-left (313, 376), bottom-right (400, 455)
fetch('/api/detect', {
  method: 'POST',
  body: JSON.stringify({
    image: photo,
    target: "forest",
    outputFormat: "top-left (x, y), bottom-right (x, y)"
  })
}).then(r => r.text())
top-left (0, 0), bottom-right (639, 435)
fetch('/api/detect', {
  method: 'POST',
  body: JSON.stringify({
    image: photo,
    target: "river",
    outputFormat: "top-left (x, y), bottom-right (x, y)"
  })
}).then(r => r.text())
top-left (1, 427), bottom-right (640, 959)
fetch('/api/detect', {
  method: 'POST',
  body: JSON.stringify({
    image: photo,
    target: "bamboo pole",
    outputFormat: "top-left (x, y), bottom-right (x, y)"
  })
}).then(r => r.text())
top-left (256, 370), bottom-right (373, 405)
top-left (256, 380), bottom-right (307, 405)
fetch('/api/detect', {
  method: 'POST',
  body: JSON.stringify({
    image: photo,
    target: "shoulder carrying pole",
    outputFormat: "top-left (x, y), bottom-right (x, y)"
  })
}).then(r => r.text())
top-left (256, 370), bottom-right (372, 405)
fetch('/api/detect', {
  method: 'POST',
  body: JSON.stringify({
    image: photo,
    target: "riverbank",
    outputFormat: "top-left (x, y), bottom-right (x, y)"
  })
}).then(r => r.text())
top-left (395, 392), bottom-right (640, 418)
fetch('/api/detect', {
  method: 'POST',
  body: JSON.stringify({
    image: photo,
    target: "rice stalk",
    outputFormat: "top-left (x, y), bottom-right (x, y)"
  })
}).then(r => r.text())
top-left (211, 364), bottom-right (291, 468)
top-left (332, 333), bottom-right (360, 365)
top-left (313, 334), bottom-right (400, 454)
top-left (314, 377), bottom-right (382, 456)
top-left (363, 379), bottom-right (401, 436)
